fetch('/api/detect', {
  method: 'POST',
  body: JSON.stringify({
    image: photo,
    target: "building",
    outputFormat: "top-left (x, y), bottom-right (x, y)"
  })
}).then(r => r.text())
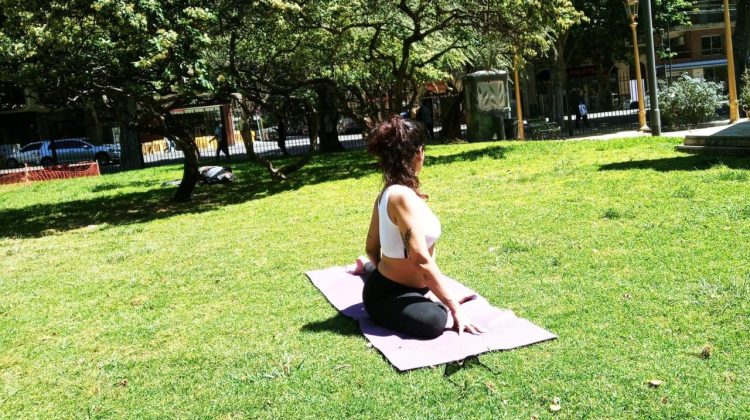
top-left (0, 83), bottom-right (90, 147)
top-left (656, 0), bottom-right (736, 85)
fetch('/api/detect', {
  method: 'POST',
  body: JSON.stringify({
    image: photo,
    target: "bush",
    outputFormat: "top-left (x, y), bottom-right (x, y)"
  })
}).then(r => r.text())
top-left (658, 74), bottom-right (724, 127)
top-left (739, 68), bottom-right (750, 117)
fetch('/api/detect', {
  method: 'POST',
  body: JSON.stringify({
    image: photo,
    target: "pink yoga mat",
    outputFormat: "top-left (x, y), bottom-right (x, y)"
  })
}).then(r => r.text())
top-left (306, 266), bottom-right (557, 371)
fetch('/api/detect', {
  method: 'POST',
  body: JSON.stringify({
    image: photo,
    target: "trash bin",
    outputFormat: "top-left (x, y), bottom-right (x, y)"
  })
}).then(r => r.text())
top-left (504, 118), bottom-right (518, 140)
top-left (463, 70), bottom-right (511, 142)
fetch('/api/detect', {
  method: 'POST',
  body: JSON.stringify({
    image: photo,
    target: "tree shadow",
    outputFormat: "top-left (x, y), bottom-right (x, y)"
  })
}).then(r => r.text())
top-left (598, 155), bottom-right (750, 172)
top-left (443, 355), bottom-right (497, 379)
top-left (425, 144), bottom-right (507, 166)
top-left (0, 144), bottom-right (510, 238)
top-left (300, 314), bottom-right (361, 337)
top-left (90, 180), bottom-right (157, 193)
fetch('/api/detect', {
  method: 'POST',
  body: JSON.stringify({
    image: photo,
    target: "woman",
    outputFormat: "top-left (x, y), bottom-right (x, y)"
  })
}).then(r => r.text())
top-left (353, 115), bottom-right (484, 339)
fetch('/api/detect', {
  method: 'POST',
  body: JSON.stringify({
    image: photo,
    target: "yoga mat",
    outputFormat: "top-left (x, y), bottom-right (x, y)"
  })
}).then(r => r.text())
top-left (306, 266), bottom-right (557, 371)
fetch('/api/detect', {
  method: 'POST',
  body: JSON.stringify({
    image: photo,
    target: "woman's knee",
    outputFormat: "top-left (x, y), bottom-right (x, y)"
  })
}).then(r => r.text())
top-left (405, 304), bottom-right (448, 338)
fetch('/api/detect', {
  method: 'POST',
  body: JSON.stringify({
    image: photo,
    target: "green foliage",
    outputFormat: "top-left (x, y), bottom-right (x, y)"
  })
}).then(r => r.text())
top-left (739, 67), bottom-right (750, 116)
top-left (659, 74), bottom-right (724, 127)
top-left (0, 0), bottom-right (220, 108)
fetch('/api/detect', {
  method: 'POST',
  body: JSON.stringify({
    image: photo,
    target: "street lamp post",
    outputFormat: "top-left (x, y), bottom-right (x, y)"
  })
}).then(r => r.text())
top-left (642, 0), bottom-right (661, 136)
top-left (514, 56), bottom-right (525, 140)
top-left (723, 0), bottom-right (739, 122)
top-left (624, 0), bottom-right (649, 131)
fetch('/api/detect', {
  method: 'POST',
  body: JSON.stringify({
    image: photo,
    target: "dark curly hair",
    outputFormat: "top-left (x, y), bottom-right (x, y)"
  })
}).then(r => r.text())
top-left (367, 115), bottom-right (428, 198)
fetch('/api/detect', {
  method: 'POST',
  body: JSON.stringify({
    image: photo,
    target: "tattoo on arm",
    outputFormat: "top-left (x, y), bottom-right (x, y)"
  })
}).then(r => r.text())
top-left (401, 227), bottom-right (412, 257)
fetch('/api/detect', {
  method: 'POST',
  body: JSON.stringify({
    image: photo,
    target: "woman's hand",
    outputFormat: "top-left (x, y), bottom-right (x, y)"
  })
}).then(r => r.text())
top-left (347, 256), bottom-right (375, 276)
top-left (451, 307), bottom-right (485, 336)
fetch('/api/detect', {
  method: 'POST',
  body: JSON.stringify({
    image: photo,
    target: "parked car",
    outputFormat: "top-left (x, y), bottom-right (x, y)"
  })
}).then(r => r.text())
top-left (5, 138), bottom-right (121, 168)
top-left (0, 144), bottom-right (20, 169)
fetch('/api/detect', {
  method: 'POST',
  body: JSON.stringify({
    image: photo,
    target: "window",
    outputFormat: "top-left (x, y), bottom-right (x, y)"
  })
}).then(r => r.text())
top-left (19, 143), bottom-right (42, 152)
top-left (701, 35), bottom-right (722, 55)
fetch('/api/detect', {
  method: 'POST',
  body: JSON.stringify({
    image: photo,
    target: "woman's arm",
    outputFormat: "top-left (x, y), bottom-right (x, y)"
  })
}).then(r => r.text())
top-left (365, 199), bottom-right (381, 266)
top-left (389, 191), bottom-right (483, 335)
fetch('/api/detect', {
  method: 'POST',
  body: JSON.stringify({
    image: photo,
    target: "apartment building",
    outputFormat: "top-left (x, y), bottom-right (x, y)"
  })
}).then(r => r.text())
top-left (657, 0), bottom-right (736, 85)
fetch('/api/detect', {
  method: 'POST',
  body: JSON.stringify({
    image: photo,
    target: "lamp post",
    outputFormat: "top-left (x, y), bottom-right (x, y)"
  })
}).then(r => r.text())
top-left (623, 0), bottom-right (649, 131)
top-left (723, 0), bottom-right (739, 122)
top-left (514, 56), bottom-right (525, 140)
top-left (642, 0), bottom-right (661, 135)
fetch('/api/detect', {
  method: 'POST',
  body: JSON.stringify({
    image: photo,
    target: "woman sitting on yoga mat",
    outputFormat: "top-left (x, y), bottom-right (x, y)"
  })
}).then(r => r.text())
top-left (351, 115), bottom-right (485, 339)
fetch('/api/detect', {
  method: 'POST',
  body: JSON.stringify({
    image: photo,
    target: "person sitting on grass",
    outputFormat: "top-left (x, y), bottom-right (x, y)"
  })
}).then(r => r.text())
top-left (349, 115), bottom-right (484, 339)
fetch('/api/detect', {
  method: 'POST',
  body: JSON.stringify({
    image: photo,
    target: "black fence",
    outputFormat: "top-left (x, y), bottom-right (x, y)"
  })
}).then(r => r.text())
top-left (0, 101), bottom-right (654, 176)
top-left (137, 105), bottom-right (368, 167)
top-left (0, 81), bottom-right (725, 177)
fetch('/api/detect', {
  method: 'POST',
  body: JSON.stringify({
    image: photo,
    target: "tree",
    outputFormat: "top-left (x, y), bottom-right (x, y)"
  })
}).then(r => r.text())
top-left (734, 0), bottom-right (750, 94)
top-left (540, 0), bottom-right (691, 121)
top-left (0, 0), bottom-right (222, 201)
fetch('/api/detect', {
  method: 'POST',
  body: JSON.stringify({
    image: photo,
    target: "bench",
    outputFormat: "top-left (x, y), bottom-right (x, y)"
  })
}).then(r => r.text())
top-left (525, 118), bottom-right (561, 140)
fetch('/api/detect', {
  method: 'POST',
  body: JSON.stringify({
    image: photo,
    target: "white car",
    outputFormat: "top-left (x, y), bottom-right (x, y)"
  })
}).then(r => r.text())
top-left (6, 138), bottom-right (121, 168)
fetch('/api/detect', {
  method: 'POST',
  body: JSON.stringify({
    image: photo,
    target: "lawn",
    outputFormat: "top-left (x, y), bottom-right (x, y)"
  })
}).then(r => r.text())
top-left (1, 136), bottom-right (749, 418)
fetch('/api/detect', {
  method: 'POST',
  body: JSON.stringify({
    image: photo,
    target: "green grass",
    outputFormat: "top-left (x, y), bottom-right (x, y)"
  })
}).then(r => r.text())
top-left (1, 137), bottom-right (749, 418)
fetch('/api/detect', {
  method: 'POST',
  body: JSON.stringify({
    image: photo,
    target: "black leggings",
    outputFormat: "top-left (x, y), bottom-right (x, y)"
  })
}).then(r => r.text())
top-left (362, 269), bottom-right (448, 339)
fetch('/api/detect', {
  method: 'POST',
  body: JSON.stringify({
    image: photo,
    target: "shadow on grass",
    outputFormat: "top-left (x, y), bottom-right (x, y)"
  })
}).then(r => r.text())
top-left (90, 180), bottom-right (158, 193)
top-left (599, 155), bottom-right (750, 172)
top-left (443, 355), bottom-right (497, 379)
top-left (425, 144), bottom-right (506, 166)
top-left (301, 314), bottom-right (361, 337)
top-left (0, 144), bottom-right (508, 238)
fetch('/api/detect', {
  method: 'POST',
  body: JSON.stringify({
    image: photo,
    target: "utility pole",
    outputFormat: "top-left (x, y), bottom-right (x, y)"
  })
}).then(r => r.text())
top-left (643, 0), bottom-right (661, 135)
top-left (514, 56), bottom-right (525, 140)
top-left (724, 0), bottom-right (740, 122)
top-left (624, 0), bottom-right (649, 131)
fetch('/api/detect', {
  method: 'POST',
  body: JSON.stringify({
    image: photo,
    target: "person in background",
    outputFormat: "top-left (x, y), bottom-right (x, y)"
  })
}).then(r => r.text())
top-left (212, 121), bottom-right (230, 160)
top-left (576, 96), bottom-right (589, 129)
top-left (416, 98), bottom-right (434, 140)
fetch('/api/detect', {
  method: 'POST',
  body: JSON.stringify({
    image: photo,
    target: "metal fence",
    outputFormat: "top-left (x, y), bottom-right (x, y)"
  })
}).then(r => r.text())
top-left (137, 105), bottom-right (369, 166)
top-left (0, 78), bottom-right (726, 177)
top-left (0, 95), bottom-right (649, 176)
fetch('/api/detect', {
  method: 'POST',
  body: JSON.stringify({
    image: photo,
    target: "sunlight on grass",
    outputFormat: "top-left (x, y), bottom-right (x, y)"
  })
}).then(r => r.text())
top-left (1, 137), bottom-right (749, 417)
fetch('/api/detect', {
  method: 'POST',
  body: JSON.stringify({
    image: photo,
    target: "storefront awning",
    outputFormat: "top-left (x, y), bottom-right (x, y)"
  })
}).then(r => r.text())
top-left (659, 58), bottom-right (727, 71)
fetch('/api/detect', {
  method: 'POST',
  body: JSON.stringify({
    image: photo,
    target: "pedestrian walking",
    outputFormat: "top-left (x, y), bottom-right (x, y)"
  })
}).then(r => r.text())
top-left (212, 121), bottom-right (230, 160)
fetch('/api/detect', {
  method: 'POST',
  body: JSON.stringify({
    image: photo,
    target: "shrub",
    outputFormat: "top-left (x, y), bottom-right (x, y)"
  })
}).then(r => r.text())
top-left (658, 74), bottom-right (724, 127)
top-left (739, 68), bottom-right (750, 117)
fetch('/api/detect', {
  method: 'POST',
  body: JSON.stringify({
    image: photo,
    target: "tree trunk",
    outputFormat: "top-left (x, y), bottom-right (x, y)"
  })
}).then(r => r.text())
top-left (550, 56), bottom-right (567, 125)
top-left (277, 116), bottom-right (288, 155)
top-left (173, 137), bottom-right (200, 202)
top-left (232, 94), bottom-right (316, 180)
top-left (119, 123), bottom-right (144, 170)
top-left (316, 82), bottom-right (343, 153)
top-left (441, 89), bottom-right (464, 141)
top-left (597, 63), bottom-right (613, 111)
top-left (119, 99), bottom-right (144, 170)
top-left (165, 113), bottom-right (199, 202)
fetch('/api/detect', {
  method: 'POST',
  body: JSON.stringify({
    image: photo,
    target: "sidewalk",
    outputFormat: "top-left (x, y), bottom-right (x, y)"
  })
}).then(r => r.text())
top-left (568, 118), bottom-right (739, 141)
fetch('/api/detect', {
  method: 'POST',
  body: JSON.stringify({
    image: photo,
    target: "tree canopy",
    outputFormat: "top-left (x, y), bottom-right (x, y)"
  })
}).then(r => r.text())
top-left (1, 0), bottom-right (581, 200)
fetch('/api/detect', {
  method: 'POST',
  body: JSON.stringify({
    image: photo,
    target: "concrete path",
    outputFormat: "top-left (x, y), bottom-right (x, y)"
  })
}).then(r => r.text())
top-left (569, 118), bottom-right (743, 142)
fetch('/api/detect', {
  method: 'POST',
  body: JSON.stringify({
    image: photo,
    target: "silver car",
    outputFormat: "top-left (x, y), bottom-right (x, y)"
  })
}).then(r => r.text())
top-left (5, 138), bottom-right (121, 168)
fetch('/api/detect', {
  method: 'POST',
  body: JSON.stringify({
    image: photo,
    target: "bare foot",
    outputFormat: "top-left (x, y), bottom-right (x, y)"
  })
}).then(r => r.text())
top-left (458, 293), bottom-right (478, 304)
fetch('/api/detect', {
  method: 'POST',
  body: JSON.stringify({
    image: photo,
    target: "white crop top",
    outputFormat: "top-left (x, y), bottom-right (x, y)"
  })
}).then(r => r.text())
top-left (378, 184), bottom-right (441, 259)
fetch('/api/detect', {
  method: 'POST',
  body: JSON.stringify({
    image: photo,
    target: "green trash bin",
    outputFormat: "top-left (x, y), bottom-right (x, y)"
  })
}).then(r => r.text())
top-left (463, 70), bottom-right (511, 142)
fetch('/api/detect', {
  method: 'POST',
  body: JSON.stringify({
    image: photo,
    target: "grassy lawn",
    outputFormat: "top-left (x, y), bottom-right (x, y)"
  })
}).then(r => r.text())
top-left (1, 136), bottom-right (749, 418)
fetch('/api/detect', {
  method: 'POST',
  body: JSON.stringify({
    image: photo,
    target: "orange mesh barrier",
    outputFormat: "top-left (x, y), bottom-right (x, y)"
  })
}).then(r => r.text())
top-left (0, 162), bottom-right (100, 185)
